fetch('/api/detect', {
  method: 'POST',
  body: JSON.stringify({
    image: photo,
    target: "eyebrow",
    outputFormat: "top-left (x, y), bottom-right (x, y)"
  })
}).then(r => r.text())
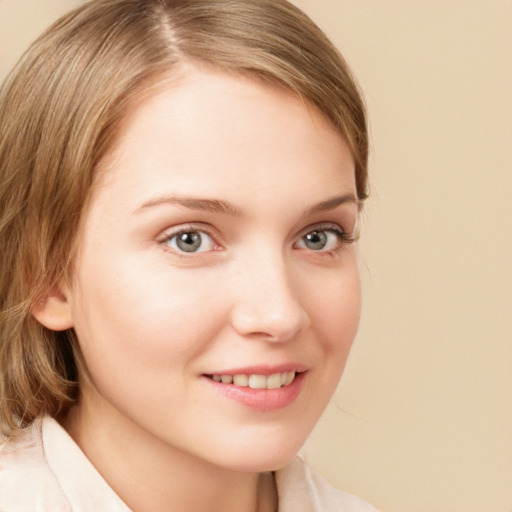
top-left (303, 193), bottom-right (359, 216)
top-left (134, 195), bottom-right (243, 216)
top-left (134, 192), bottom-right (358, 217)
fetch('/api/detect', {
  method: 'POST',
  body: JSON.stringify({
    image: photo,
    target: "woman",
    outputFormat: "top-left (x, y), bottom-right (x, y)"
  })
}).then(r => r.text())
top-left (0, 0), bottom-right (377, 510)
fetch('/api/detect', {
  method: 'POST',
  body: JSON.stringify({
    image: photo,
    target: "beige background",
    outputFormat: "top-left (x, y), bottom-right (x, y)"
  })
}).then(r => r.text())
top-left (1, 1), bottom-right (511, 511)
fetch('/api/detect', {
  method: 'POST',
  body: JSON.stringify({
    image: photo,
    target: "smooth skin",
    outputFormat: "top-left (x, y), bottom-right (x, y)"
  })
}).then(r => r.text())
top-left (34, 65), bottom-right (362, 512)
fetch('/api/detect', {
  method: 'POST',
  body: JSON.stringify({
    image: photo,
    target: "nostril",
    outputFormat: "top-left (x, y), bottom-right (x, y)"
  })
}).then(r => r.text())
top-left (230, 297), bottom-right (311, 341)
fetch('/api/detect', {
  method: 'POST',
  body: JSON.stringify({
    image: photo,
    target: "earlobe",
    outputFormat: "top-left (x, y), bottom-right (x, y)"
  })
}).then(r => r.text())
top-left (32, 287), bottom-right (74, 331)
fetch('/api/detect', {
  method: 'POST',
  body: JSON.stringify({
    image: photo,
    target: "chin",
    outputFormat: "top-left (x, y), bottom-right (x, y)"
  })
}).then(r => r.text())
top-left (223, 452), bottom-right (300, 474)
top-left (209, 426), bottom-right (311, 473)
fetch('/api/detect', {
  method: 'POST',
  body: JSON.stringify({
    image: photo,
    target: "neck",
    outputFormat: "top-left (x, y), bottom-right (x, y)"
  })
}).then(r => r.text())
top-left (60, 388), bottom-right (277, 512)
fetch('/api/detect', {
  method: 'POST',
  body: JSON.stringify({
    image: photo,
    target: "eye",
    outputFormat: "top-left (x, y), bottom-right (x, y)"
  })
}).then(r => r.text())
top-left (296, 227), bottom-right (345, 252)
top-left (163, 230), bottom-right (216, 253)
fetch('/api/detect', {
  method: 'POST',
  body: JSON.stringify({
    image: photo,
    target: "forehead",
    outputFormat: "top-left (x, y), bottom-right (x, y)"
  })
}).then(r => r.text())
top-left (93, 65), bottom-right (355, 211)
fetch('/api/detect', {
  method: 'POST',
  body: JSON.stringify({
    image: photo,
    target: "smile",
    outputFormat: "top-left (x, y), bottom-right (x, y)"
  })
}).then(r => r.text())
top-left (204, 369), bottom-right (307, 412)
top-left (207, 371), bottom-right (296, 389)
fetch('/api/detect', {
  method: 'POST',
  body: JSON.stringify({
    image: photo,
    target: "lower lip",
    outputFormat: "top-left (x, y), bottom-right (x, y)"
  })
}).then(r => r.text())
top-left (202, 372), bottom-right (306, 412)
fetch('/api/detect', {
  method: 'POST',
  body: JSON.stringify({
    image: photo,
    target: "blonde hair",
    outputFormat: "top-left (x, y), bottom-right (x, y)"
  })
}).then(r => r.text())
top-left (0, 0), bottom-right (368, 437)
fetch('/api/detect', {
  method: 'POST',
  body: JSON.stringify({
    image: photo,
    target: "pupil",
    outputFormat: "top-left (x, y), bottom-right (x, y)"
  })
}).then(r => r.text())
top-left (305, 231), bottom-right (327, 250)
top-left (177, 232), bottom-right (202, 252)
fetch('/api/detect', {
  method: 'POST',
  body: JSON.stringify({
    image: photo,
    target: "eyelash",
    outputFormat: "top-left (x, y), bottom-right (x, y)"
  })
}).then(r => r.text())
top-left (159, 224), bottom-right (219, 257)
top-left (295, 223), bottom-right (357, 256)
top-left (158, 223), bottom-right (357, 258)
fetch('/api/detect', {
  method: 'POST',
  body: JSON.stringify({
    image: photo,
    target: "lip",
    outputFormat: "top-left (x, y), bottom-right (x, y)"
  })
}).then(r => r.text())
top-left (202, 364), bottom-right (308, 412)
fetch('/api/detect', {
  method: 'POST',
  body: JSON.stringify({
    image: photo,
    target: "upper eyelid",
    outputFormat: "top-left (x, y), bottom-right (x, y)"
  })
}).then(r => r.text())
top-left (159, 222), bottom-right (345, 237)
top-left (296, 222), bottom-right (359, 246)
top-left (158, 223), bottom-right (218, 240)
top-left (297, 221), bottom-right (346, 236)
top-left (156, 221), bottom-right (356, 249)
top-left (158, 225), bottom-right (222, 258)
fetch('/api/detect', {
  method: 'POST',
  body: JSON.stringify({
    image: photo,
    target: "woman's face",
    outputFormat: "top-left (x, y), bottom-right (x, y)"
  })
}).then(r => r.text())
top-left (66, 66), bottom-right (361, 472)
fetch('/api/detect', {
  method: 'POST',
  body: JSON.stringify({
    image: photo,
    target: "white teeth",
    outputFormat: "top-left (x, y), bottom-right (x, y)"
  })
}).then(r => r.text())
top-left (285, 371), bottom-right (296, 386)
top-left (233, 374), bottom-right (248, 387)
top-left (248, 374), bottom-right (267, 389)
top-left (266, 373), bottom-right (282, 389)
top-left (211, 371), bottom-right (297, 389)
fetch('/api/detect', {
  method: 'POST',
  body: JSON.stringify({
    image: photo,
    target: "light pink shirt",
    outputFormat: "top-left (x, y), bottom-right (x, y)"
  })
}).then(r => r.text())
top-left (0, 417), bottom-right (378, 511)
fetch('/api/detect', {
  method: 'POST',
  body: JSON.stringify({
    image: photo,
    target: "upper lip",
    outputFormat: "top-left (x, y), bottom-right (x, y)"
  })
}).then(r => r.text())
top-left (204, 363), bottom-right (309, 376)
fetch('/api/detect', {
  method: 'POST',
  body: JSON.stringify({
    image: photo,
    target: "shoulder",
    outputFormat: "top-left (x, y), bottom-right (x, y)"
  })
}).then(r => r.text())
top-left (275, 457), bottom-right (379, 512)
top-left (0, 419), bottom-right (71, 511)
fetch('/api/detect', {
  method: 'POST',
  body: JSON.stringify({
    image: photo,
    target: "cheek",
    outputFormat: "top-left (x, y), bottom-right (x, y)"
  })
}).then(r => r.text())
top-left (314, 266), bottom-right (361, 399)
top-left (70, 254), bottom-right (226, 383)
top-left (309, 262), bottom-right (362, 355)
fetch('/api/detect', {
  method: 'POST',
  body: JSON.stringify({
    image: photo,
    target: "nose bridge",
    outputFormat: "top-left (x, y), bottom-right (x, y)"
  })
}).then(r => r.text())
top-left (229, 243), bottom-right (310, 341)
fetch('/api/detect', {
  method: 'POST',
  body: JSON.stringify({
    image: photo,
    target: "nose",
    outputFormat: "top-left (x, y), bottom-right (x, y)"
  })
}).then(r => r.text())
top-left (229, 250), bottom-right (311, 342)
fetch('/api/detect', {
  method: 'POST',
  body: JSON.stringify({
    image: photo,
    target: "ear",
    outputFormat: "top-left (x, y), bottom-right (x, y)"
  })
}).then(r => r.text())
top-left (32, 286), bottom-right (74, 331)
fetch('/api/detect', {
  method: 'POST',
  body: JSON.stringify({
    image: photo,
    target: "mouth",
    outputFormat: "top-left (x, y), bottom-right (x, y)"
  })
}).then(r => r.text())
top-left (202, 364), bottom-right (308, 411)
top-left (202, 367), bottom-right (307, 412)
top-left (205, 371), bottom-right (298, 390)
